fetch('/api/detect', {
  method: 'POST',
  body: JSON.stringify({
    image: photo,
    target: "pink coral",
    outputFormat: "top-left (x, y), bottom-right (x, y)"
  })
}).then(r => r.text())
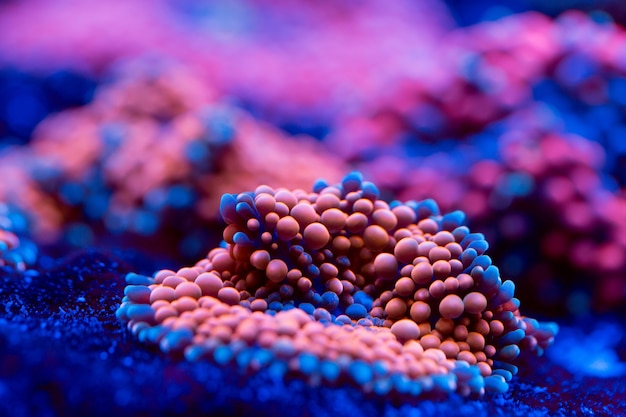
top-left (118, 173), bottom-right (557, 397)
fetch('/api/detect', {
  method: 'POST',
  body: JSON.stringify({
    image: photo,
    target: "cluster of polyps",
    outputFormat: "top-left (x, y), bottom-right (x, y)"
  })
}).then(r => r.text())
top-left (117, 172), bottom-right (557, 397)
top-left (0, 61), bottom-right (345, 262)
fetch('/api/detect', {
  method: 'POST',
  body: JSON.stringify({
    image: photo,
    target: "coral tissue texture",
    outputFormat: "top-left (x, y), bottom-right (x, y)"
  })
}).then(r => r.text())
top-left (118, 173), bottom-right (557, 397)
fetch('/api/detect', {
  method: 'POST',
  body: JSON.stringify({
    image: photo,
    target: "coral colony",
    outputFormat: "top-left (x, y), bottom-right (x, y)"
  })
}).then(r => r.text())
top-left (0, 62), bottom-right (345, 260)
top-left (117, 173), bottom-right (557, 396)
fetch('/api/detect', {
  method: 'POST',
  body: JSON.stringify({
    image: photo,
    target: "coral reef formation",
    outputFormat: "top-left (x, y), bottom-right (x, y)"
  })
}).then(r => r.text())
top-left (1, 1), bottom-right (626, 415)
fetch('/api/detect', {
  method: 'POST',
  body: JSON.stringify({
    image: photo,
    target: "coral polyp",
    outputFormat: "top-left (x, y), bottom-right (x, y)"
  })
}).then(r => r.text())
top-left (0, 204), bottom-right (37, 270)
top-left (117, 172), bottom-right (557, 397)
